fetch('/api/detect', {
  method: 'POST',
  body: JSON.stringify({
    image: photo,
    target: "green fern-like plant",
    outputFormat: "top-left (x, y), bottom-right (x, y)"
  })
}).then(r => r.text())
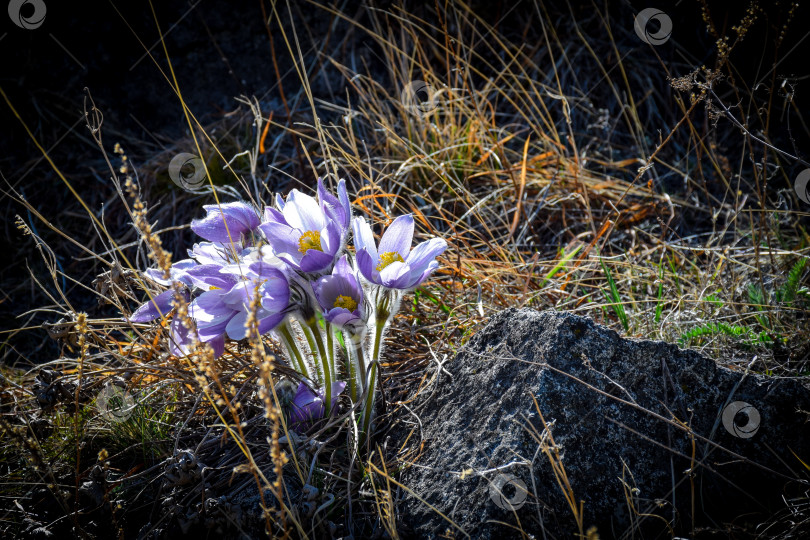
top-left (679, 321), bottom-right (775, 347)
top-left (776, 258), bottom-right (807, 304)
top-left (748, 283), bottom-right (771, 330)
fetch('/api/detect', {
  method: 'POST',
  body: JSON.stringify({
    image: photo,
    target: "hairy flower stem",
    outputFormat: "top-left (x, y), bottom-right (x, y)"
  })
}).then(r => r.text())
top-left (323, 320), bottom-right (335, 415)
top-left (278, 322), bottom-right (308, 379)
top-left (343, 330), bottom-right (366, 403)
top-left (360, 317), bottom-right (386, 440)
top-left (362, 290), bottom-right (396, 439)
top-left (298, 319), bottom-right (323, 383)
top-left (305, 316), bottom-right (332, 415)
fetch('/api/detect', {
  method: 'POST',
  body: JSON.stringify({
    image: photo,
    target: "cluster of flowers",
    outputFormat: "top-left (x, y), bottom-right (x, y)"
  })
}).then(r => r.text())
top-left (129, 179), bottom-right (447, 436)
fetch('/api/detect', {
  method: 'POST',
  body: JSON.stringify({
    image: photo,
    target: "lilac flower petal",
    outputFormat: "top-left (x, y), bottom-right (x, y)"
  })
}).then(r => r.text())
top-left (298, 248), bottom-right (336, 273)
top-left (318, 178), bottom-right (350, 229)
top-left (258, 222), bottom-right (302, 258)
top-left (410, 260), bottom-right (439, 288)
top-left (265, 205), bottom-right (285, 223)
top-left (225, 277), bottom-right (287, 315)
top-left (379, 260), bottom-right (410, 288)
top-left (258, 275), bottom-right (290, 312)
top-left (206, 334), bottom-right (226, 358)
top-left (191, 290), bottom-right (237, 325)
top-left (319, 220), bottom-right (342, 255)
top-left (173, 259), bottom-right (198, 271)
top-left (274, 193), bottom-right (286, 211)
top-left (392, 268), bottom-right (422, 289)
top-left (189, 242), bottom-right (227, 265)
top-left (247, 262), bottom-right (287, 282)
top-left (337, 180), bottom-right (351, 228)
top-left (283, 190), bottom-right (325, 233)
top-left (406, 238), bottom-right (447, 271)
top-left (169, 316), bottom-right (195, 357)
top-left (324, 308), bottom-right (359, 327)
top-left (145, 259), bottom-right (196, 287)
top-left (196, 317), bottom-right (231, 342)
top-left (274, 252), bottom-right (303, 272)
top-left (314, 255), bottom-right (363, 325)
top-left (225, 310), bottom-right (249, 340)
top-left (293, 382), bottom-right (318, 406)
top-left (185, 264), bottom-right (236, 291)
top-left (318, 178), bottom-right (340, 215)
top-left (221, 281), bottom-right (254, 310)
top-left (257, 312), bottom-right (285, 334)
top-left (316, 274), bottom-right (358, 308)
top-left (245, 253), bottom-right (288, 279)
top-left (290, 383), bottom-right (322, 425)
top-left (191, 202), bottom-right (260, 244)
top-left (130, 289), bottom-right (175, 322)
top-left (289, 380), bottom-right (346, 429)
top-left (144, 268), bottom-right (171, 286)
top-left (314, 276), bottom-right (342, 306)
top-left (378, 214), bottom-right (414, 258)
top-left (190, 288), bottom-right (237, 343)
top-left (224, 305), bottom-right (285, 340)
top-left (352, 218), bottom-right (378, 262)
top-left (219, 257), bottom-right (284, 281)
top-left (355, 249), bottom-right (379, 284)
top-left (333, 254), bottom-right (359, 286)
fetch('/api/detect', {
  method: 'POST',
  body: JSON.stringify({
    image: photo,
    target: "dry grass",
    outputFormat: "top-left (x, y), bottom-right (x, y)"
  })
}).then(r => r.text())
top-left (1, 1), bottom-right (808, 538)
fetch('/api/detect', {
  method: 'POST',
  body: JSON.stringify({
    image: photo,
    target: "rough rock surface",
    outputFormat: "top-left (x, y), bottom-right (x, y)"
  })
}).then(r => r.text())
top-left (394, 309), bottom-right (810, 538)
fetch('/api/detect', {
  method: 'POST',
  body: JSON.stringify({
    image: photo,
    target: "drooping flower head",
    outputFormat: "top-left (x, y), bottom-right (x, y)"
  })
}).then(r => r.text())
top-left (289, 380), bottom-right (346, 433)
top-left (313, 255), bottom-right (365, 330)
top-left (259, 179), bottom-right (350, 275)
top-left (191, 201), bottom-right (261, 248)
top-left (352, 214), bottom-right (447, 289)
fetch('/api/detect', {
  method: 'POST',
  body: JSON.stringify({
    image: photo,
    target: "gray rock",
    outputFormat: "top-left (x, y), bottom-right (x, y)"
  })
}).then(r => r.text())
top-left (394, 309), bottom-right (810, 538)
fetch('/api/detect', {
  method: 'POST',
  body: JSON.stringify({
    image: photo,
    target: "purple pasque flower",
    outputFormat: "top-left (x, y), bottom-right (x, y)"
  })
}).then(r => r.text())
top-left (142, 240), bottom-right (249, 292)
top-left (317, 177), bottom-right (351, 232)
top-left (289, 380), bottom-right (346, 432)
top-left (129, 288), bottom-right (196, 357)
top-left (185, 272), bottom-right (235, 357)
top-left (186, 261), bottom-right (289, 355)
top-left (191, 201), bottom-right (261, 246)
top-left (313, 255), bottom-right (364, 329)
top-left (220, 261), bottom-right (291, 340)
top-left (352, 214), bottom-right (447, 289)
top-left (258, 179), bottom-right (350, 274)
top-left (131, 289), bottom-right (180, 322)
top-left (144, 259), bottom-right (197, 288)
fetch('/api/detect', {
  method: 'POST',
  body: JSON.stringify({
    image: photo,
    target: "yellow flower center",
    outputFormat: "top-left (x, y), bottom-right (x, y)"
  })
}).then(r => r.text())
top-left (333, 294), bottom-right (358, 312)
top-left (209, 285), bottom-right (220, 290)
top-left (376, 251), bottom-right (405, 271)
top-left (298, 230), bottom-right (323, 254)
